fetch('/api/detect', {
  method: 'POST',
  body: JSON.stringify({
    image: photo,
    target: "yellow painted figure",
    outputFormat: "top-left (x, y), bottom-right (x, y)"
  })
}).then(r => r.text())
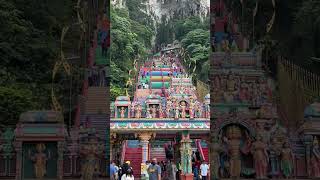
top-left (30, 143), bottom-right (48, 179)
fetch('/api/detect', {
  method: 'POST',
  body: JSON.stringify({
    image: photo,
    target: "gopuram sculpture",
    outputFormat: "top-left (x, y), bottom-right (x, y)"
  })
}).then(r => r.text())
top-left (252, 135), bottom-right (269, 179)
top-left (120, 107), bottom-right (126, 118)
top-left (80, 137), bottom-right (103, 180)
top-left (29, 143), bottom-right (49, 179)
top-left (135, 104), bottom-right (142, 118)
top-left (225, 125), bottom-right (242, 179)
top-left (280, 141), bottom-right (294, 179)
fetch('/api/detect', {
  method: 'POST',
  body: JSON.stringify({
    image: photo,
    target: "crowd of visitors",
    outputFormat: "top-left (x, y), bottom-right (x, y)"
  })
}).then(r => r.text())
top-left (110, 157), bottom-right (209, 180)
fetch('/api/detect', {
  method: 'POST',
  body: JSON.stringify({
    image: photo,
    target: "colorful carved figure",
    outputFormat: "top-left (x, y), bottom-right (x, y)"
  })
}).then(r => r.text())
top-left (29, 143), bottom-right (48, 179)
top-left (80, 138), bottom-right (101, 180)
top-left (239, 80), bottom-right (249, 103)
top-left (281, 141), bottom-right (294, 178)
top-left (166, 102), bottom-right (171, 118)
top-left (159, 105), bottom-right (163, 118)
top-left (189, 100), bottom-right (195, 119)
top-left (135, 104), bottom-right (142, 118)
top-left (151, 105), bottom-right (157, 118)
top-left (197, 104), bottom-right (203, 118)
top-left (146, 107), bottom-right (152, 118)
top-left (252, 135), bottom-right (269, 179)
top-left (175, 105), bottom-right (180, 119)
top-left (225, 126), bottom-right (242, 179)
top-left (120, 107), bottom-right (126, 118)
top-left (211, 136), bottom-right (223, 180)
top-left (226, 73), bottom-right (237, 92)
top-left (310, 137), bottom-right (320, 178)
top-left (180, 101), bottom-right (187, 118)
top-left (206, 104), bottom-right (210, 118)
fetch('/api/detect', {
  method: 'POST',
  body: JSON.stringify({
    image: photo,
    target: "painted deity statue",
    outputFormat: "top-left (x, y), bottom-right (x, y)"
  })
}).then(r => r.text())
top-left (151, 105), bottom-right (157, 118)
top-left (29, 143), bottom-right (48, 179)
top-left (166, 100), bottom-right (172, 118)
top-left (211, 137), bottom-right (223, 180)
top-left (310, 137), bottom-right (320, 178)
top-left (146, 107), bottom-right (152, 118)
top-left (175, 105), bottom-right (180, 119)
top-left (180, 101), bottom-right (187, 118)
top-left (189, 99), bottom-right (195, 119)
top-left (225, 126), bottom-right (242, 179)
top-left (180, 133), bottom-right (192, 174)
top-left (280, 142), bottom-right (294, 179)
top-left (223, 74), bottom-right (237, 103)
top-left (252, 135), bottom-right (269, 179)
top-left (197, 104), bottom-right (203, 118)
top-left (226, 73), bottom-right (237, 92)
top-left (206, 104), bottom-right (210, 118)
top-left (251, 83), bottom-right (261, 106)
top-left (80, 138), bottom-right (101, 180)
top-left (159, 105), bottom-right (163, 118)
top-left (119, 107), bottom-right (126, 118)
top-left (131, 104), bottom-right (135, 118)
top-left (239, 79), bottom-right (249, 103)
top-left (135, 104), bottom-right (142, 118)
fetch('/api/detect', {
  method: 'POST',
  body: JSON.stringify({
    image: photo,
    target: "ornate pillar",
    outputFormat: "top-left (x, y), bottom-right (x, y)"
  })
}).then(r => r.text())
top-left (110, 133), bottom-right (117, 161)
top-left (180, 131), bottom-right (193, 180)
top-left (304, 135), bottom-right (313, 176)
top-left (57, 141), bottom-right (64, 180)
top-left (138, 132), bottom-right (154, 163)
top-left (14, 141), bottom-right (22, 180)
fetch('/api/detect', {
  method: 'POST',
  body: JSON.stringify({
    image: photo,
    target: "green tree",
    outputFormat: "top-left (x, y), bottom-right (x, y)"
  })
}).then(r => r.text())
top-left (0, 87), bottom-right (36, 127)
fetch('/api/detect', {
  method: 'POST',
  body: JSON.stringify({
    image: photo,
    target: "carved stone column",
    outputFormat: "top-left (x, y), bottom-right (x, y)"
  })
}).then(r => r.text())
top-left (304, 135), bottom-right (313, 176)
top-left (137, 132), bottom-right (154, 163)
top-left (14, 141), bottom-right (22, 180)
top-left (57, 141), bottom-right (64, 180)
top-left (180, 131), bottom-right (193, 180)
top-left (110, 133), bottom-right (117, 161)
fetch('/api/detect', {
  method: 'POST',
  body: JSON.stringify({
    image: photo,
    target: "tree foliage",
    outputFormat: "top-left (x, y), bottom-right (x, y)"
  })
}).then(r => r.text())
top-left (0, 0), bottom-right (80, 126)
top-left (110, 3), bottom-right (154, 99)
top-left (0, 87), bottom-right (36, 127)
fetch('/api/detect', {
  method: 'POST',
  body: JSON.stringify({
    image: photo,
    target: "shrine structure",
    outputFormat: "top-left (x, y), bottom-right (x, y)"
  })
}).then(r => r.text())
top-left (110, 43), bottom-right (210, 179)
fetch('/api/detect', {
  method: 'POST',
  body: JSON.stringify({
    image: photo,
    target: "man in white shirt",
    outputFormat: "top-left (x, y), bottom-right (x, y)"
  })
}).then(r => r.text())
top-left (200, 161), bottom-right (209, 180)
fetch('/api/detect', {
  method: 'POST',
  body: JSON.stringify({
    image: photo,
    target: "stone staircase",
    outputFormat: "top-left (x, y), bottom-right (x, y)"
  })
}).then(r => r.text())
top-left (150, 147), bottom-right (166, 162)
top-left (134, 89), bottom-right (150, 102)
top-left (80, 114), bottom-right (108, 140)
top-left (123, 147), bottom-right (142, 178)
top-left (84, 87), bottom-right (108, 114)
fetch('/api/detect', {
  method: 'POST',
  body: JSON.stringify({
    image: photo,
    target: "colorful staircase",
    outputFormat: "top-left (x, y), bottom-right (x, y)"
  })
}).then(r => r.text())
top-left (150, 147), bottom-right (166, 162)
top-left (202, 147), bottom-right (209, 162)
top-left (84, 87), bottom-right (108, 114)
top-left (80, 114), bottom-right (108, 139)
top-left (123, 146), bottom-right (142, 177)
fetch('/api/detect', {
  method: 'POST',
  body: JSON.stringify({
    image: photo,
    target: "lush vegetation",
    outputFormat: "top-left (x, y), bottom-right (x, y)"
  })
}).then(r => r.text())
top-left (0, 0), bottom-right (81, 126)
top-left (110, 1), bottom-right (154, 100)
top-left (156, 15), bottom-right (210, 83)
